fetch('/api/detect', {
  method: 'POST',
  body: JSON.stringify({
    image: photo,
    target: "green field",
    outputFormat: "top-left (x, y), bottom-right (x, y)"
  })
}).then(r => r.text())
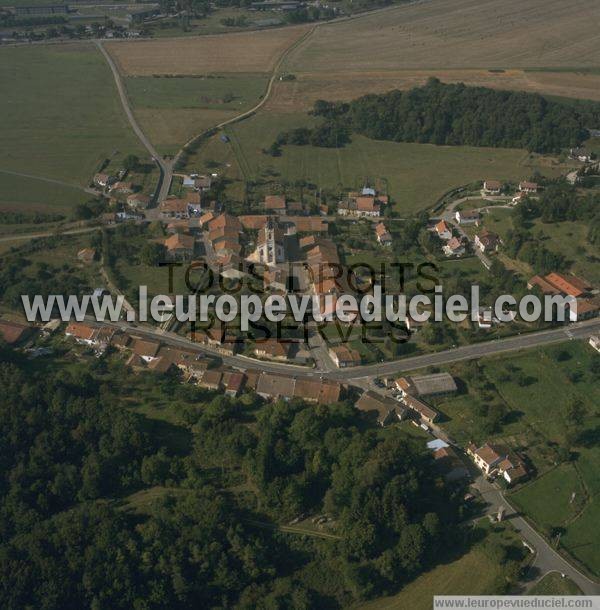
top-left (429, 340), bottom-right (600, 575)
top-left (0, 43), bottom-right (145, 212)
top-left (196, 112), bottom-right (570, 214)
top-left (125, 73), bottom-right (268, 154)
top-left (484, 210), bottom-right (600, 286)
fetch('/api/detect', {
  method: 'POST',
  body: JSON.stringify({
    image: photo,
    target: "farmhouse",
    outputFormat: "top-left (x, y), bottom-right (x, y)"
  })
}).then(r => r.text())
top-left (474, 229), bottom-right (500, 253)
top-left (543, 272), bottom-right (591, 298)
top-left (160, 198), bottom-right (191, 219)
top-left (396, 372), bottom-right (457, 397)
top-left (328, 345), bottom-right (361, 368)
top-left (375, 222), bottom-right (393, 246)
top-left (455, 209), bottom-right (481, 225)
top-left (164, 233), bottom-right (195, 260)
top-left (130, 338), bottom-right (161, 362)
top-left (198, 369), bottom-right (223, 391)
top-left (77, 248), bottom-right (96, 264)
top-left (222, 371), bottom-right (246, 397)
top-left (519, 181), bottom-right (539, 193)
top-left (466, 442), bottom-right (528, 484)
top-left (264, 195), bottom-right (287, 214)
top-left (93, 173), bottom-right (113, 188)
top-left (570, 147), bottom-right (592, 163)
top-left (356, 391), bottom-right (409, 426)
top-left (483, 180), bottom-right (502, 195)
top-left (294, 378), bottom-right (341, 404)
top-left (338, 191), bottom-right (386, 217)
top-left (402, 394), bottom-right (440, 424)
top-left (254, 339), bottom-right (290, 361)
top-left (443, 236), bottom-right (465, 257)
top-left (435, 220), bottom-right (452, 240)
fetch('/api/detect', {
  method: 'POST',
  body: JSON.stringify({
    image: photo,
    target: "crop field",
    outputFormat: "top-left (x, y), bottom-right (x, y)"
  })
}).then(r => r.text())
top-left (0, 44), bottom-right (144, 212)
top-left (286, 0), bottom-right (600, 72)
top-left (267, 69), bottom-right (600, 113)
top-left (124, 73), bottom-right (269, 153)
top-left (105, 25), bottom-right (310, 76)
top-left (220, 112), bottom-right (569, 214)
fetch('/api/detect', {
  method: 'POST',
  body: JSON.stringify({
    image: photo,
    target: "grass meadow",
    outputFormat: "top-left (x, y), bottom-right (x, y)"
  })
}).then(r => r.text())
top-left (124, 73), bottom-right (268, 154)
top-left (0, 43), bottom-right (144, 212)
top-left (428, 340), bottom-right (600, 575)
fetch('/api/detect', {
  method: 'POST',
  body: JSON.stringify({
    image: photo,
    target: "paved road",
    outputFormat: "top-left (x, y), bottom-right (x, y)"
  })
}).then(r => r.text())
top-left (473, 476), bottom-right (600, 595)
top-left (96, 317), bottom-right (600, 380)
top-left (95, 41), bottom-right (172, 205)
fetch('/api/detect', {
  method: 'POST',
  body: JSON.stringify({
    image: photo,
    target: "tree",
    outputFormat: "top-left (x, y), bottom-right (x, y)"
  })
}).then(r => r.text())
top-left (122, 154), bottom-right (140, 171)
top-left (140, 242), bottom-right (166, 266)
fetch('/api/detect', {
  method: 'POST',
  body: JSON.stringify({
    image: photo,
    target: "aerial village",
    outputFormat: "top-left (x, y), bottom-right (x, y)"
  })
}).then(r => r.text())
top-left (2, 149), bottom-right (600, 492)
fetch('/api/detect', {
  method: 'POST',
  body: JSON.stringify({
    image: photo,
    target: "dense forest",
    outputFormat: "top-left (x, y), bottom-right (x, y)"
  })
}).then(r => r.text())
top-left (271, 79), bottom-right (600, 154)
top-left (0, 350), bottom-right (469, 608)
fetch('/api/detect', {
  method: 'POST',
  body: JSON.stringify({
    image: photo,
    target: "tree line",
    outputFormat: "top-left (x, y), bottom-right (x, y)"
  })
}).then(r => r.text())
top-left (270, 79), bottom-right (600, 154)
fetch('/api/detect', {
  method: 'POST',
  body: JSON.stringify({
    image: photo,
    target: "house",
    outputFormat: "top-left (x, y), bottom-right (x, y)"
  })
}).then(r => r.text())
top-left (527, 275), bottom-right (561, 296)
top-left (467, 442), bottom-right (528, 484)
top-left (474, 229), bottom-right (500, 253)
top-left (183, 174), bottom-right (212, 191)
top-left (222, 371), bottom-right (246, 397)
top-left (190, 327), bottom-right (239, 356)
top-left (127, 193), bottom-right (151, 209)
top-left (570, 147), bottom-right (592, 163)
top-left (160, 198), bottom-right (190, 219)
top-left (455, 209), bottom-right (480, 225)
top-left (375, 222), bottom-right (393, 246)
top-left (571, 297), bottom-right (600, 322)
top-left (93, 173), bottom-right (113, 188)
top-left (198, 369), bottom-right (223, 391)
top-left (65, 322), bottom-right (98, 345)
top-left (396, 372), bottom-right (457, 397)
top-left (254, 339), bottom-right (290, 361)
top-left (147, 356), bottom-right (176, 375)
top-left (130, 338), bottom-right (161, 362)
top-left (512, 191), bottom-right (527, 205)
top-left (443, 236), bottom-right (465, 257)
top-left (356, 391), bottom-right (409, 426)
top-left (77, 248), bottom-right (96, 264)
top-left (589, 335), bottom-right (600, 353)
top-left (288, 217), bottom-right (329, 233)
top-left (199, 211), bottom-right (215, 227)
top-left (543, 272), bottom-right (591, 298)
top-left (435, 220), bottom-right (452, 240)
top-left (293, 378), bottom-right (341, 404)
top-left (0, 319), bottom-right (30, 345)
top-left (286, 200), bottom-right (306, 215)
top-left (328, 345), bottom-right (361, 368)
top-left (256, 372), bottom-right (295, 401)
top-left (402, 394), bottom-right (440, 424)
top-left (110, 181), bottom-right (134, 194)
top-left (519, 181), bottom-right (539, 194)
top-left (264, 195), bottom-right (287, 214)
top-left (164, 233), bottom-right (195, 260)
top-left (483, 180), bottom-right (502, 195)
top-left (337, 191), bottom-right (385, 217)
